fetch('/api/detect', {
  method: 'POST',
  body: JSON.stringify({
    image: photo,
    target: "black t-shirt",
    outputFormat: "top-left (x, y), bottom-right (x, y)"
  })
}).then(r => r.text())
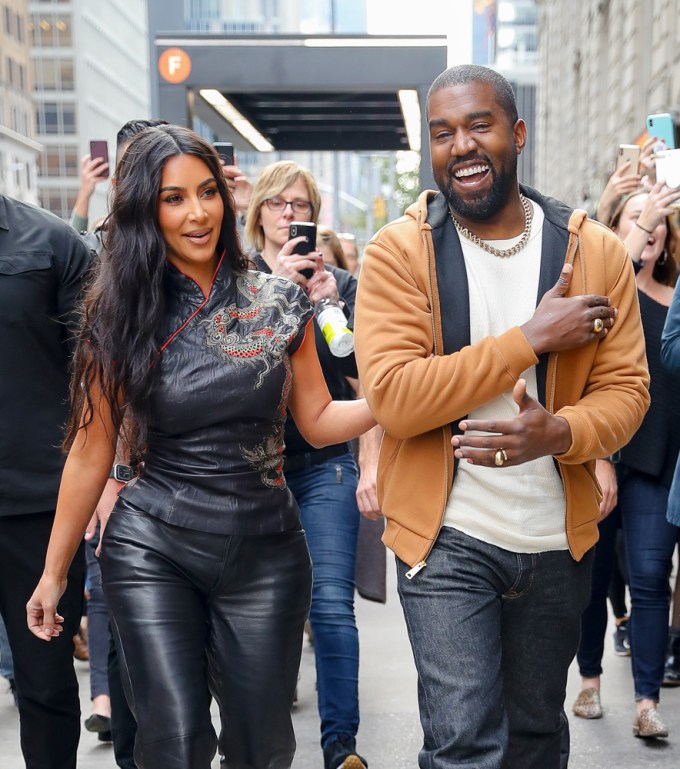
top-left (0, 195), bottom-right (91, 516)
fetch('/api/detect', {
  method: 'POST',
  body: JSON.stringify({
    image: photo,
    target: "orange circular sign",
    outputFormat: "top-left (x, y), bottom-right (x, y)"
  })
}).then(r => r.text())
top-left (158, 48), bottom-right (192, 84)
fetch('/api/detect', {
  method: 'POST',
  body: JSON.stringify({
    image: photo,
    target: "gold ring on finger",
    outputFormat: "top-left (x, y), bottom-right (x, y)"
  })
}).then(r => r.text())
top-left (592, 318), bottom-right (604, 334)
top-left (494, 449), bottom-right (508, 467)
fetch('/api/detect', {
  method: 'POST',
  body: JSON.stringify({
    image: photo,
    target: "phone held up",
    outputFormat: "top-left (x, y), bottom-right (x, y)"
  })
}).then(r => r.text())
top-left (655, 149), bottom-right (680, 197)
top-left (647, 113), bottom-right (677, 151)
top-left (289, 222), bottom-right (317, 279)
top-left (213, 142), bottom-right (235, 166)
top-left (616, 144), bottom-right (640, 176)
top-left (89, 140), bottom-right (109, 179)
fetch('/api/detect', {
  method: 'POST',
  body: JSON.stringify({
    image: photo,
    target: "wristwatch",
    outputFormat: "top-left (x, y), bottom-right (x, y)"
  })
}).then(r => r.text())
top-left (109, 464), bottom-right (135, 483)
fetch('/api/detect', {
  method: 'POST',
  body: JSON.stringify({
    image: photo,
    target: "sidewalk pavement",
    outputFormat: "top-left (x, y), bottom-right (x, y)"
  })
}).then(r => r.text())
top-left (1, 558), bottom-right (679, 768)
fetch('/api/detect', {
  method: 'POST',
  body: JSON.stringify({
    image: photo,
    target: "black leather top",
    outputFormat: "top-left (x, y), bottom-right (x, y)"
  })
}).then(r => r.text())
top-left (119, 257), bottom-right (314, 535)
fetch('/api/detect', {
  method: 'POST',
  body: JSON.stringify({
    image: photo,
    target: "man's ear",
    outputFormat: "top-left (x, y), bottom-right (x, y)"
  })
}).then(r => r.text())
top-left (514, 119), bottom-right (527, 156)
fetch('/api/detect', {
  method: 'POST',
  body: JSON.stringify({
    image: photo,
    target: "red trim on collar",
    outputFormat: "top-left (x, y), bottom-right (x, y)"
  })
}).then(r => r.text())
top-left (158, 249), bottom-right (226, 354)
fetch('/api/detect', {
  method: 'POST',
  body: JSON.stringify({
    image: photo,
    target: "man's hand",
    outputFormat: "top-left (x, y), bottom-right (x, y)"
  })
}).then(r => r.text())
top-left (595, 458), bottom-right (618, 522)
top-left (452, 379), bottom-right (571, 466)
top-left (521, 264), bottom-right (617, 356)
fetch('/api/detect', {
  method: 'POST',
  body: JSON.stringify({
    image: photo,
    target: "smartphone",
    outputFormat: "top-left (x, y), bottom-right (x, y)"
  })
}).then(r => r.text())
top-left (89, 140), bottom-right (109, 178)
top-left (655, 149), bottom-right (680, 190)
top-left (289, 222), bottom-right (317, 278)
top-left (647, 113), bottom-right (677, 150)
top-left (616, 144), bottom-right (640, 176)
top-left (213, 141), bottom-right (234, 165)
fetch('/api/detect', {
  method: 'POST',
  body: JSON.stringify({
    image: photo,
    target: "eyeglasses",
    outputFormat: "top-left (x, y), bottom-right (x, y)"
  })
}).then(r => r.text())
top-left (263, 197), bottom-right (312, 215)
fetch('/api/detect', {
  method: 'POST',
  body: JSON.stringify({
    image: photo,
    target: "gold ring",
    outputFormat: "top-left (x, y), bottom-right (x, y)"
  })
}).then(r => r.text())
top-left (592, 318), bottom-right (604, 334)
top-left (494, 449), bottom-right (508, 467)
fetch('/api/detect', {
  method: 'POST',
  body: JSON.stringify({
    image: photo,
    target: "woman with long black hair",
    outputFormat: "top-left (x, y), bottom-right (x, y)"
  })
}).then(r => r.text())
top-left (26, 124), bottom-right (375, 769)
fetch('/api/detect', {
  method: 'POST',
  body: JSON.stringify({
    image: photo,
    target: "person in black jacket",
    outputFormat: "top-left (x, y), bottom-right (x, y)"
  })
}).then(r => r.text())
top-left (245, 161), bottom-right (368, 769)
top-left (0, 193), bottom-right (91, 769)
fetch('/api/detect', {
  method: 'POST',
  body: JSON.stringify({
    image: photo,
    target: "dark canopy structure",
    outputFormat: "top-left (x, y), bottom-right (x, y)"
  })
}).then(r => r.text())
top-left (148, 4), bottom-right (448, 188)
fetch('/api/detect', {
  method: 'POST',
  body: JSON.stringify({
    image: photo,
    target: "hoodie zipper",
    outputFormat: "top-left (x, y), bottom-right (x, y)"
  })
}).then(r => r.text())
top-left (404, 216), bottom-right (451, 580)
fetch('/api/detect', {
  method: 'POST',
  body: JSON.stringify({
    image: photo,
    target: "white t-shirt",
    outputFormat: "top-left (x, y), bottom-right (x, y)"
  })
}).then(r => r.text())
top-left (442, 201), bottom-right (568, 553)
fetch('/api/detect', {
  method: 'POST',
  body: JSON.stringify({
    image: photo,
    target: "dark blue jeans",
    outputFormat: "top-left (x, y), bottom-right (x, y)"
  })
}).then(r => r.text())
top-left (85, 543), bottom-right (111, 699)
top-left (397, 526), bottom-right (593, 769)
top-left (577, 506), bottom-right (621, 678)
top-left (617, 467), bottom-right (680, 701)
top-left (286, 452), bottom-right (361, 749)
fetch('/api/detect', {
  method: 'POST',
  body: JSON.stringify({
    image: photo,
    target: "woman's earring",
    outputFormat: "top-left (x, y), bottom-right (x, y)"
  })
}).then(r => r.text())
top-left (659, 249), bottom-right (669, 265)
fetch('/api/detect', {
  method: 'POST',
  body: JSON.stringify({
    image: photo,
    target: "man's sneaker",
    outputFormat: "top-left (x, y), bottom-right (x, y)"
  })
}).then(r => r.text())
top-left (613, 621), bottom-right (631, 656)
top-left (323, 736), bottom-right (367, 769)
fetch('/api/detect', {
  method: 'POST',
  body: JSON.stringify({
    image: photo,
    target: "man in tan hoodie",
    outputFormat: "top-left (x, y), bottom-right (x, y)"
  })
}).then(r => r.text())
top-left (355, 65), bottom-right (649, 769)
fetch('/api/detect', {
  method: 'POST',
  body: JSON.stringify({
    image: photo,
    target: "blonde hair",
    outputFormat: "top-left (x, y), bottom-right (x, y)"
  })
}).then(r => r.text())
top-left (317, 225), bottom-right (349, 270)
top-left (245, 161), bottom-right (321, 251)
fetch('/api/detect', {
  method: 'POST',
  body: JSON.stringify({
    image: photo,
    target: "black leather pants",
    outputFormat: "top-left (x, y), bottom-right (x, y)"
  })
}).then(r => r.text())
top-left (100, 500), bottom-right (312, 769)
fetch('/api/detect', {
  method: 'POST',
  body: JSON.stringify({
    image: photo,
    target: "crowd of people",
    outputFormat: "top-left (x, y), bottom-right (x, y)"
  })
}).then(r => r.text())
top-left (1, 63), bottom-right (680, 769)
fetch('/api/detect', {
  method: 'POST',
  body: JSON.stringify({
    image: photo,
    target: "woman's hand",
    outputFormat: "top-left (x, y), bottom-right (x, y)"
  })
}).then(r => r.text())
top-left (26, 575), bottom-right (68, 641)
top-left (636, 180), bottom-right (680, 232)
top-left (270, 240), bottom-right (320, 286)
top-left (639, 136), bottom-right (658, 185)
top-left (85, 477), bottom-right (125, 556)
top-left (595, 458), bottom-right (618, 522)
top-left (220, 162), bottom-right (252, 217)
top-left (307, 266), bottom-right (340, 305)
top-left (596, 163), bottom-right (642, 223)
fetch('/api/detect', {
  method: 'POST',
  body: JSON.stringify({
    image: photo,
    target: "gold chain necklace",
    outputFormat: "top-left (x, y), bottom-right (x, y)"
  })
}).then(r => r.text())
top-left (448, 194), bottom-right (533, 258)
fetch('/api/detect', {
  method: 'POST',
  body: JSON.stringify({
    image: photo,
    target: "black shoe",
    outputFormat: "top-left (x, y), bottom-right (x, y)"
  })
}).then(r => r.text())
top-left (663, 627), bottom-right (680, 686)
top-left (613, 621), bottom-right (630, 656)
top-left (323, 736), bottom-right (367, 769)
top-left (84, 713), bottom-right (112, 734)
top-left (98, 730), bottom-right (113, 742)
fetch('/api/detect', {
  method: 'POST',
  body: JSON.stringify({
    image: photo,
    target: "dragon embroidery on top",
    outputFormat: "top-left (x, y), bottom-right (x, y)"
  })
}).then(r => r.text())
top-left (203, 271), bottom-right (308, 488)
top-left (203, 272), bottom-right (308, 388)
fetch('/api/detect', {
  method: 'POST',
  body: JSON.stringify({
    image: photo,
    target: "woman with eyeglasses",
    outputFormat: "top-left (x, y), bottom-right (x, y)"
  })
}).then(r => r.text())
top-left (25, 128), bottom-right (376, 769)
top-left (245, 161), bottom-right (369, 769)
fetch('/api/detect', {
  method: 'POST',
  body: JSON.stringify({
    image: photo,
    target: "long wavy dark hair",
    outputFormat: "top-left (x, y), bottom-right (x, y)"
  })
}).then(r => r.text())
top-left (65, 124), bottom-right (248, 458)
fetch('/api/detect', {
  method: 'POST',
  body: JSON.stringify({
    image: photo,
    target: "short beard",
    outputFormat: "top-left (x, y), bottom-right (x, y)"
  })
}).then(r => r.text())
top-left (438, 154), bottom-right (518, 222)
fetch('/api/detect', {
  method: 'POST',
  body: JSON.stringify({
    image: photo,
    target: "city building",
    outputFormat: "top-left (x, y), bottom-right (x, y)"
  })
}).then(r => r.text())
top-left (0, 0), bottom-right (41, 203)
top-left (473, 0), bottom-right (538, 187)
top-left (535, 0), bottom-right (680, 211)
top-left (30, 0), bottom-right (150, 222)
top-left (147, 0), bottom-right (435, 243)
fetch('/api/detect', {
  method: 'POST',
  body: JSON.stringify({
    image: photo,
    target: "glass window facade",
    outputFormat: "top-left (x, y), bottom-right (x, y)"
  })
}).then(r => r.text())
top-left (36, 102), bottom-right (76, 134)
top-left (29, 13), bottom-right (72, 46)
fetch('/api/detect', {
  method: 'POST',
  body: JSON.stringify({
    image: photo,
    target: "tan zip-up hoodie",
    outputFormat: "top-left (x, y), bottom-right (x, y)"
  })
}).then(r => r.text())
top-left (354, 189), bottom-right (650, 569)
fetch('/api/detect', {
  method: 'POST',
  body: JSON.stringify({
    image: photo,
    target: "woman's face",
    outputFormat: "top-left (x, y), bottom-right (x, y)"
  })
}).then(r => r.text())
top-left (157, 153), bottom-right (224, 283)
top-left (615, 193), bottom-right (667, 265)
top-left (258, 177), bottom-right (313, 251)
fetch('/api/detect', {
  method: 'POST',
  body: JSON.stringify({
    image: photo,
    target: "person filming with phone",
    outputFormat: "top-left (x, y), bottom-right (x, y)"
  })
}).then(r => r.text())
top-left (244, 160), bottom-right (370, 769)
